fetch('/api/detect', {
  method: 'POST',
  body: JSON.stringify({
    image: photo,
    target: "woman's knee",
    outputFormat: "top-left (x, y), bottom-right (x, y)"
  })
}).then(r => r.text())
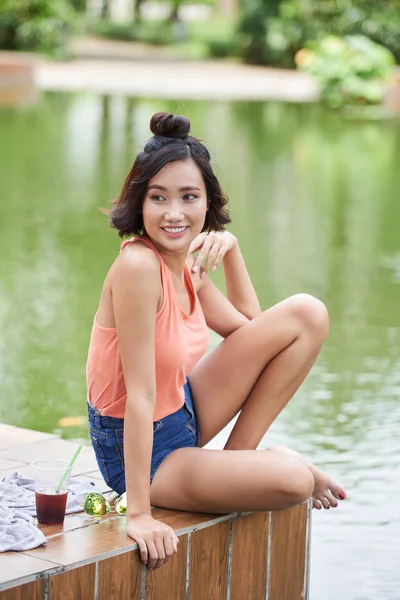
top-left (270, 459), bottom-right (314, 507)
top-left (287, 293), bottom-right (329, 341)
top-left (285, 465), bottom-right (314, 505)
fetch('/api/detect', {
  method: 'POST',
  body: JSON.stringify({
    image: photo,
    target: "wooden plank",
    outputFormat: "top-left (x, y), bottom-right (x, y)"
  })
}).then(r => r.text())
top-left (98, 550), bottom-right (141, 600)
top-left (39, 514), bottom-right (100, 539)
top-left (269, 503), bottom-right (308, 600)
top-left (0, 553), bottom-right (59, 587)
top-left (25, 517), bottom-right (133, 566)
top-left (189, 521), bottom-right (230, 600)
top-left (26, 509), bottom-right (230, 570)
top-left (0, 580), bottom-right (44, 600)
top-left (145, 535), bottom-right (188, 600)
top-left (231, 512), bottom-right (269, 600)
top-left (152, 507), bottom-right (228, 532)
top-left (49, 564), bottom-right (95, 600)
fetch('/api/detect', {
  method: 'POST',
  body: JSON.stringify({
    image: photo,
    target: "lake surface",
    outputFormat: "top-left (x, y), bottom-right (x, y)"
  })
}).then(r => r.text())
top-left (1, 93), bottom-right (400, 599)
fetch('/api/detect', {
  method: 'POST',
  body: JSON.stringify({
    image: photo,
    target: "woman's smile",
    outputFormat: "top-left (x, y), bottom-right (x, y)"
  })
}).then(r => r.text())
top-left (161, 226), bottom-right (189, 238)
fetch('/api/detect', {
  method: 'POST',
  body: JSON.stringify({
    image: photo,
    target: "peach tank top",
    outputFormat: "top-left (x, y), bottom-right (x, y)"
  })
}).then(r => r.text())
top-left (86, 237), bottom-right (209, 421)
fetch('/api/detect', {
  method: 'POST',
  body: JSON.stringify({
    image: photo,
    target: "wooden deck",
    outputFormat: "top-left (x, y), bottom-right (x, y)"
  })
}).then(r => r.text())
top-left (0, 424), bottom-right (312, 600)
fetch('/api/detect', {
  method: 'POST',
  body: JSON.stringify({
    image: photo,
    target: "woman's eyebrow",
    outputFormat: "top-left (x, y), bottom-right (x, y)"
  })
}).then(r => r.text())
top-left (148, 185), bottom-right (167, 191)
top-left (148, 185), bottom-right (201, 192)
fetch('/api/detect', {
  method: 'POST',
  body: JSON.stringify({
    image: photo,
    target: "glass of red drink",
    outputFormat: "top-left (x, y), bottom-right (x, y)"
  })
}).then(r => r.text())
top-left (32, 459), bottom-right (72, 525)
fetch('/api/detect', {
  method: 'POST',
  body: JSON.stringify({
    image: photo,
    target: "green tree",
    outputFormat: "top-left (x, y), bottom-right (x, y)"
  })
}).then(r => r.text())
top-left (0, 0), bottom-right (75, 54)
top-left (296, 35), bottom-right (396, 108)
top-left (238, 0), bottom-right (400, 66)
top-left (239, 0), bottom-right (283, 64)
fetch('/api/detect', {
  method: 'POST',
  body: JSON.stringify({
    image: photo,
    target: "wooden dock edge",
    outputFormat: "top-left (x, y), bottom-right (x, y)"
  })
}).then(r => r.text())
top-left (0, 500), bottom-right (312, 600)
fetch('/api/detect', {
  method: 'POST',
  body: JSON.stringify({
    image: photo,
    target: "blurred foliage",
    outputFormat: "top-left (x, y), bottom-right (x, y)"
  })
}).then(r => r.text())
top-left (295, 35), bottom-right (396, 108)
top-left (89, 19), bottom-right (175, 45)
top-left (0, 0), bottom-right (75, 55)
top-left (186, 17), bottom-right (239, 56)
top-left (89, 16), bottom-right (239, 57)
top-left (239, 0), bottom-right (400, 66)
top-left (69, 0), bottom-right (87, 11)
top-left (239, 0), bottom-right (281, 64)
top-left (154, 0), bottom-right (215, 23)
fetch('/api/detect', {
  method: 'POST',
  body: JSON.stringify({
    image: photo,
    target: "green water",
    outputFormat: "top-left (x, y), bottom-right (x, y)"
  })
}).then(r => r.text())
top-left (1, 93), bottom-right (400, 599)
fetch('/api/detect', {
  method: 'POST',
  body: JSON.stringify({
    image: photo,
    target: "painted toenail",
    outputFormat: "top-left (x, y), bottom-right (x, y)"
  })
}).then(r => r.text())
top-left (339, 492), bottom-right (346, 500)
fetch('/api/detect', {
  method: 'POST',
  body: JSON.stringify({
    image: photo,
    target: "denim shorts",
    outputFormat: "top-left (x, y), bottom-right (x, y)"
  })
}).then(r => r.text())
top-left (87, 379), bottom-right (200, 495)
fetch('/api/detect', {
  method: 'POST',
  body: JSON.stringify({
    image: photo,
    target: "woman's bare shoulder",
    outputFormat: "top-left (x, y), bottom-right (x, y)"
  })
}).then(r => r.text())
top-left (111, 241), bottom-right (160, 280)
top-left (97, 243), bottom-right (161, 327)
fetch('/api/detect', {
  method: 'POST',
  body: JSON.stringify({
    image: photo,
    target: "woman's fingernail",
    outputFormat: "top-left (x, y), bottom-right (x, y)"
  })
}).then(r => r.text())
top-left (192, 266), bottom-right (198, 273)
top-left (339, 492), bottom-right (346, 500)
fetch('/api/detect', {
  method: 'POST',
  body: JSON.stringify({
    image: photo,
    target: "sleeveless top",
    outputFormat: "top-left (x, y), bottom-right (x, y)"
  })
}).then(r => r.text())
top-left (86, 236), bottom-right (210, 420)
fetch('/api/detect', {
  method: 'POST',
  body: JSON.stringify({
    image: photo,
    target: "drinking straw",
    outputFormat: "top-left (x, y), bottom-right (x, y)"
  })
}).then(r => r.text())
top-left (56, 444), bottom-right (83, 492)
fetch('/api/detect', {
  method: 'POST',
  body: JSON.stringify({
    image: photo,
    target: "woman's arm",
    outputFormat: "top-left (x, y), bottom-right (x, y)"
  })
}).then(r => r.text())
top-left (196, 277), bottom-right (249, 338)
top-left (222, 243), bottom-right (261, 320)
top-left (111, 245), bottom-right (178, 569)
top-left (112, 247), bottom-right (158, 515)
top-left (190, 232), bottom-right (261, 320)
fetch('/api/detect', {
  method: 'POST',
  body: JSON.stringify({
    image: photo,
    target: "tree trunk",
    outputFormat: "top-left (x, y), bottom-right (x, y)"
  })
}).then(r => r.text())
top-left (101, 0), bottom-right (108, 18)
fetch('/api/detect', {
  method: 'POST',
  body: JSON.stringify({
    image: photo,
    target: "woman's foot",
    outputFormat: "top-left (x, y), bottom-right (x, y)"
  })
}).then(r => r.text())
top-left (308, 464), bottom-right (346, 510)
top-left (267, 444), bottom-right (346, 510)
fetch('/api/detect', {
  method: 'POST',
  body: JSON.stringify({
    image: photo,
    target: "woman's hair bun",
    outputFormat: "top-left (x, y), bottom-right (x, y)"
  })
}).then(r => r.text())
top-left (150, 112), bottom-right (191, 139)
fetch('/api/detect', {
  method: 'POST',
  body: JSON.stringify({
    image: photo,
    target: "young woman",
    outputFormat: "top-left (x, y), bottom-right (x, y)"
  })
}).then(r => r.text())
top-left (87, 112), bottom-right (346, 571)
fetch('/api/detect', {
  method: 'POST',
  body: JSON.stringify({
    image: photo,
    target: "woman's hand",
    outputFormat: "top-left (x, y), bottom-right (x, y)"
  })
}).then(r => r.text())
top-left (127, 514), bottom-right (179, 570)
top-left (189, 231), bottom-right (237, 278)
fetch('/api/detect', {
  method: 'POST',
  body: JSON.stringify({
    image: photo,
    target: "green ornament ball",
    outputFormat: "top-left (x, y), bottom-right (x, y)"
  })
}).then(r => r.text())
top-left (115, 492), bottom-right (127, 515)
top-left (83, 492), bottom-right (111, 516)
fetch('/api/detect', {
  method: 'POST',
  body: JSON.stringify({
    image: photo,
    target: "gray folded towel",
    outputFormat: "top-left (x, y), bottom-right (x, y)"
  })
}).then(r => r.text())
top-left (0, 503), bottom-right (47, 552)
top-left (0, 472), bottom-right (101, 552)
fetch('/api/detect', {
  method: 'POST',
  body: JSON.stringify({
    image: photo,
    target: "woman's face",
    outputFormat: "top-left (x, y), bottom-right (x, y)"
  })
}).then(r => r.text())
top-left (142, 159), bottom-right (208, 252)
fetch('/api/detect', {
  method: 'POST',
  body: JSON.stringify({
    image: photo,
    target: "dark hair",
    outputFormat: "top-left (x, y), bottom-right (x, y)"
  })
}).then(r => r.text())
top-left (108, 112), bottom-right (231, 237)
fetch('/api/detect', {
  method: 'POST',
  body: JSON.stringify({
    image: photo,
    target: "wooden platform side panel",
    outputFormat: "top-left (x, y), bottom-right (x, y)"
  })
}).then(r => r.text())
top-left (49, 564), bottom-right (96, 600)
top-left (0, 579), bottom-right (45, 600)
top-left (145, 535), bottom-right (188, 600)
top-left (0, 552), bottom-right (59, 590)
top-left (230, 512), bottom-right (270, 600)
top-left (188, 521), bottom-right (230, 600)
top-left (98, 549), bottom-right (142, 600)
top-left (269, 503), bottom-right (308, 600)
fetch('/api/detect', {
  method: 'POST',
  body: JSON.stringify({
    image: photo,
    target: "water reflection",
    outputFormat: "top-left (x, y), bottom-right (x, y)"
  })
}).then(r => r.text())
top-left (1, 94), bottom-right (400, 599)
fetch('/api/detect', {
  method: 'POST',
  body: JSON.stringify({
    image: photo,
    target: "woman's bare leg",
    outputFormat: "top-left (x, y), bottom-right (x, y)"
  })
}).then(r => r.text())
top-left (190, 294), bottom-right (328, 446)
top-left (189, 294), bottom-right (345, 508)
top-left (150, 446), bottom-right (314, 513)
top-left (266, 444), bottom-right (346, 510)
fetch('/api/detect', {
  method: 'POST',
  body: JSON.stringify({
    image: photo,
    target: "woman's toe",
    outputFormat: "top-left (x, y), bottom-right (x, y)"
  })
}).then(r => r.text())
top-left (313, 498), bottom-right (322, 510)
top-left (330, 483), bottom-right (346, 500)
top-left (320, 497), bottom-right (330, 510)
top-left (326, 491), bottom-right (338, 508)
